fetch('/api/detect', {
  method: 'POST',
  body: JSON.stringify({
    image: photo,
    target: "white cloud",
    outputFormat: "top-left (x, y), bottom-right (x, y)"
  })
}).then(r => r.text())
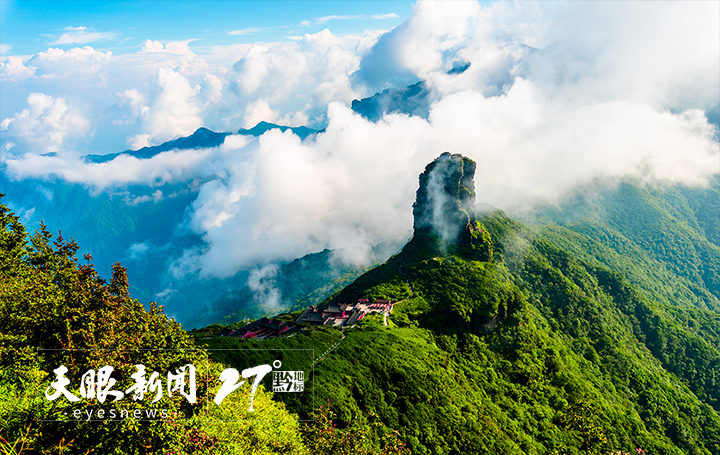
top-left (0, 56), bottom-right (36, 82)
top-left (5, 89), bottom-right (717, 279)
top-left (315, 15), bottom-right (355, 24)
top-left (372, 13), bottom-right (400, 20)
top-left (516, 1), bottom-right (720, 112)
top-left (2, 0), bottom-right (718, 283)
top-left (175, 78), bottom-right (717, 278)
top-left (141, 39), bottom-right (195, 56)
top-left (4, 141), bottom-right (228, 189)
top-left (353, 0), bottom-right (481, 91)
top-left (306, 13), bottom-right (399, 25)
top-left (142, 40), bottom-right (166, 53)
top-left (2, 28), bottom-right (373, 153)
top-left (425, 79), bottom-right (719, 210)
top-left (127, 242), bottom-right (150, 260)
top-left (200, 73), bottom-right (223, 106)
top-left (277, 110), bottom-right (309, 128)
top-left (229, 28), bottom-right (264, 36)
top-left (206, 43), bottom-right (253, 65)
top-left (31, 46), bottom-right (112, 76)
top-left (1, 93), bottom-right (90, 153)
top-left (133, 67), bottom-right (204, 145)
top-left (111, 88), bottom-right (149, 125)
top-left (243, 99), bottom-right (278, 128)
top-left (1, 42), bottom-right (230, 153)
top-left (0, 44), bottom-right (11, 54)
top-left (247, 264), bottom-right (282, 309)
top-left (51, 26), bottom-right (117, 45)
top-left (227, 28), bottom-right (366, 127)
top-left (165, 40), bottom-right (195, 57)
top-left (230, 43), bottom-right (307, 98)
top-left (127, 134), bottom-right (151, 150)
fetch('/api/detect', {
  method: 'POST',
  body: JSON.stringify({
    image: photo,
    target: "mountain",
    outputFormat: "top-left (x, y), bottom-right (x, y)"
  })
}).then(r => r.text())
top-left (0, 197), bottom-right (323, 454)
top-left (412, 151), bottom-right (487, 249)
top-left (185, 244), bottom-right (399, 329)
top-left (237, 120), bottom-right (318, 140)
top-left (4, 152), bottom-right (720, 453)
top-left (0, 177), bottom-right (202, 309)
top-left (521, 178), bottom-right (720, 312)
top-left (4, 71), bottom-right (490, 329)
top-left (86, 122), bottom-right (318, 164)
top-left (351, 81), bottom-right (431, 122)
top-left (350, 63), bottom-right (470, 122)
top-left (0, 121), bottom-right (338, 328)
top-left (0, 192), bottom-right (411, 453)
top-left (202, 154), bottom-right (720, 454)
top-left (85, 127), bottom-right (232, 163)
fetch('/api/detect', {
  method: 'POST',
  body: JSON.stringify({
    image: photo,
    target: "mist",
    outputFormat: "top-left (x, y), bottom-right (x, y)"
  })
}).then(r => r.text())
top-left (2, 0), bottom-right (718, 289)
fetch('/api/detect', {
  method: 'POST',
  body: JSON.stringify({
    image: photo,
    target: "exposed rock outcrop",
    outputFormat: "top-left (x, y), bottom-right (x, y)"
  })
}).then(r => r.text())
top-left (412, 152), bottom-right (481, 245)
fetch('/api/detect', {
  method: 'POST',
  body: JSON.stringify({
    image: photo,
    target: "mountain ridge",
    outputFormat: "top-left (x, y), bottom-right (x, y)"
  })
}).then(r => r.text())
top-left (201, 153), bottom-right (720, 454)
top-left (3, 150), bottom-right (720, 453)
top-left (85, 121), bottom-right (319, 164)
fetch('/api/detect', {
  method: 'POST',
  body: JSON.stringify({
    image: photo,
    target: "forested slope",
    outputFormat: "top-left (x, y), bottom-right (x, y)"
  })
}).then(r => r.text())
top-left (202, 158), bottom-right (720, 454)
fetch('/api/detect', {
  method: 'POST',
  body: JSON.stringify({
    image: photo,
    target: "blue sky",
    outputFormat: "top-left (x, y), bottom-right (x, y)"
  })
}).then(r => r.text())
top-left (1, 0), bottom-right (717, 157)
top-left (0, 0), bottom-right (717, 284)
top-left (1, 0), bottom-right (412, 55)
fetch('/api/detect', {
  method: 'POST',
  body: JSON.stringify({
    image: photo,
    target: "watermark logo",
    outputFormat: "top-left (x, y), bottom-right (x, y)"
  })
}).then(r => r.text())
top-left (36, 349), bottom-right (313, 422)
top-left (45, 364), bottom-right (196, 404)
top-left (273, 370), bottom-right (305, 393)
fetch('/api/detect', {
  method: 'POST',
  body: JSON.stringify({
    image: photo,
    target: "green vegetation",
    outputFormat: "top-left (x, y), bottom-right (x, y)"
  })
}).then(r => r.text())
top-left (527, 178), bottom-right (720, 311)
top-left (193, 248), bottom-right (382, 328)
top-left (3, 174), bottom-right (720, 454)
top-left (0, 196), bottom-right (400, 454)
top-left (200, 178), bottom-right (720, 454)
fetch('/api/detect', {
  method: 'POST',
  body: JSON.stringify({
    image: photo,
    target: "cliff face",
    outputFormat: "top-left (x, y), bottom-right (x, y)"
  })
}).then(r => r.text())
top-left (412, 152), bottom-right (479, 246)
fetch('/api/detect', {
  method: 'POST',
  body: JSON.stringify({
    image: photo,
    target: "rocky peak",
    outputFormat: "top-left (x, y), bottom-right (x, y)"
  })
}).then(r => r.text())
top-left (412, 152), bottom-right (478, 246)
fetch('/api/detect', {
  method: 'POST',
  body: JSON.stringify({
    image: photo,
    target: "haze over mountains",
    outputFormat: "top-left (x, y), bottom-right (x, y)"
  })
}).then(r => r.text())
top-left (0, 118), bottom-right (374, 327)
top-left (1, 93), bottom-right (417, 327)
top-left (2, 75), bottom-right (719, 329)
top-left (3, 147), bottom-right (720, 452)
top-left (1, 1), bottom-right (718, 329)
top-left (0, 81), bottom-right (487, 326)
top-left (2, 1), bottom-right (720, 453)
top-left (204, 153), bottom-right (720, 453)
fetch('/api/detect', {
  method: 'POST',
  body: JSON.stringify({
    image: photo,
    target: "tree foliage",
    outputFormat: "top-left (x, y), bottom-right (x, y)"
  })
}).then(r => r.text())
top-left (0, 196), bottom-right (311, 454)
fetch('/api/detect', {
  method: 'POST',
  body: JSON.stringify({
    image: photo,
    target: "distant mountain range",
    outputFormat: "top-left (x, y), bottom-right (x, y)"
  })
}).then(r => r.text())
top-left (1, 120), bottom-right (343, 327)
top-left (84, 64), bottom-right (471, 166)
top-left (84, 64), bottom-right (472, 165)
top-left (0, 75), bottom-right (463, 327)
top-left (85, 121), bottom-right (319, 164)
top-left (201, 154), bottom-right (720, 454)
top-left (3, 126), bottom-right (719, 452)
top-left (2, 70), bottom-right (717, 334)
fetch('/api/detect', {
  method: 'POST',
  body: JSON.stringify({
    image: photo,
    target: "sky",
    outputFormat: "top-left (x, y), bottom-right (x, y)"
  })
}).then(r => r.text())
top-left (0, 1), bottom-right (412, 55)
top-left (1, 0), bottom-right (719, 285)
top-left (0, 0), bottom-right (413, 150)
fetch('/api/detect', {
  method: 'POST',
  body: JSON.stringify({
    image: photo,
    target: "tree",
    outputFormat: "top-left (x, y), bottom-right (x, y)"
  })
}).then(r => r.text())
top-left (558, 400), bottom-right (608, 455)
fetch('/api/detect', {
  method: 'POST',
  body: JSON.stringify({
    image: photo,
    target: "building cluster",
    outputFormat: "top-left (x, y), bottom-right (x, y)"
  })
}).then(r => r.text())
top-left (295, 299), bottom-right (394, 327)
top-left (219, 299), bottom-right (394, 341)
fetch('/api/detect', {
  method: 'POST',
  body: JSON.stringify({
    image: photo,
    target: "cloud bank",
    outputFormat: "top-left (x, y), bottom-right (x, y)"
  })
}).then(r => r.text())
top-left (2, 0), bottom-right (718, 282)
top-left (1, 93), bottom-right (90, 153)
top-left (51, 26), bottom-right (117, 45)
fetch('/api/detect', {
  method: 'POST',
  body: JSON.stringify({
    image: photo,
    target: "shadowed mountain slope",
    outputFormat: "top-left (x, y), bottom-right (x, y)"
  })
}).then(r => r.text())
top-left (201, 154), bottom-right (720, 454)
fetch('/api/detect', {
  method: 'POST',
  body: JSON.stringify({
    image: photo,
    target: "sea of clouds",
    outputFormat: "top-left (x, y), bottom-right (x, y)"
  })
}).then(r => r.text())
top-left (1, 0), bottom-right (718, 281)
